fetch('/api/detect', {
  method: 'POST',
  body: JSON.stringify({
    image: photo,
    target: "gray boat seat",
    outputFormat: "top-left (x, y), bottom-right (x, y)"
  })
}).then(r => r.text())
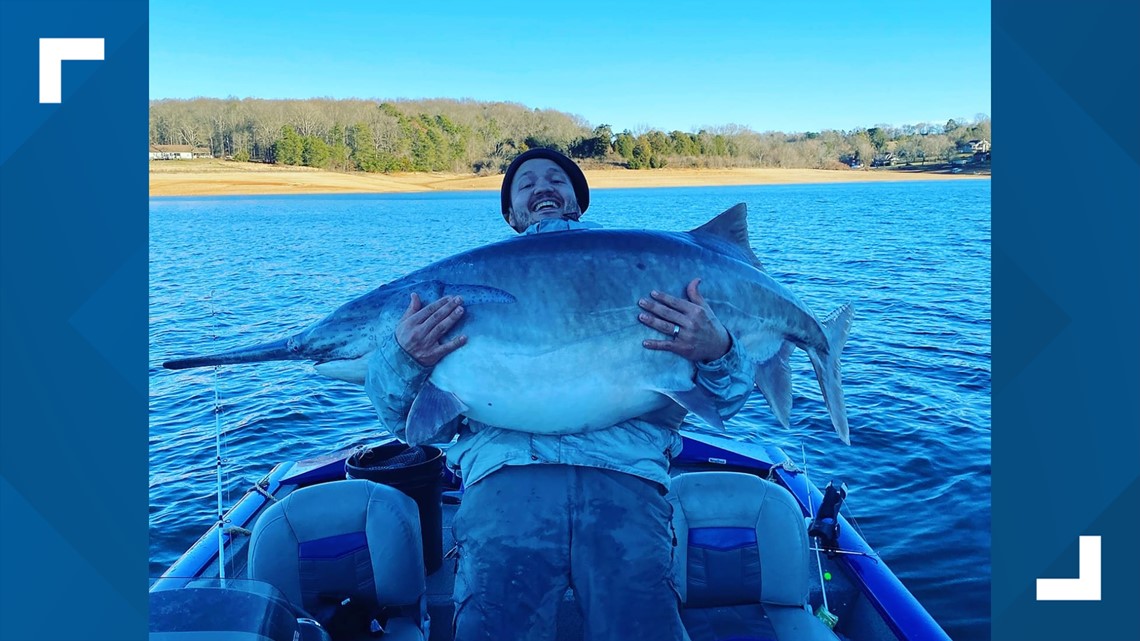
top-left (669, 472), bottom-right (838, 641)
top-left (248, 479), bottom-right (428, 640)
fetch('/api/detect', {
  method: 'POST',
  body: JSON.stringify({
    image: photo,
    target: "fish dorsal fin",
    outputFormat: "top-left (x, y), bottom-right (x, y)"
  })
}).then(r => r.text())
top-left (688, 203), bottom-right (764, 270)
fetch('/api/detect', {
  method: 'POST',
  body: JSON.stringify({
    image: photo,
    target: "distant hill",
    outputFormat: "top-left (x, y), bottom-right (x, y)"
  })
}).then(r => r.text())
top-left (149, 98), bottom-right (990, 173)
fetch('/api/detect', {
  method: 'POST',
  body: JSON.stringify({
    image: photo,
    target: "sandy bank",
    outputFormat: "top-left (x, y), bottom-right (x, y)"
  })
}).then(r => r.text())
top-left (149, 159), bottom-right (989, 197)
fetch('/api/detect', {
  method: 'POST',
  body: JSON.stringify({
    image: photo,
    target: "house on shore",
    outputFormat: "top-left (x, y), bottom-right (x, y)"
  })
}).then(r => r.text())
top-left (149, 144), bottom-right (213, 160)
top-left (956, 139), bottom-right (991, 154)
top-left (871, 152), bottom-right (898, 167)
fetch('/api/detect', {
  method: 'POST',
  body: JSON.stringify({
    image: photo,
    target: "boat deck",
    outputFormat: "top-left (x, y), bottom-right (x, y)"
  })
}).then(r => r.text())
top-left (154, 434), bottom-right (945, 641)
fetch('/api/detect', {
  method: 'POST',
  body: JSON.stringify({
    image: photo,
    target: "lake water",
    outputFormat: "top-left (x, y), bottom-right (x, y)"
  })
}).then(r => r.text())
top-left (149, 179), bottom-right (991, 640)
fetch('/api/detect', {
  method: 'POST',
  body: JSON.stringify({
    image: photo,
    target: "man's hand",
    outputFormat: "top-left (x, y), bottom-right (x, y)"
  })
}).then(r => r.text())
top-left (396, 294), bottom-right (467, 367)
top-left (638, 278), bottom-right (731, 363)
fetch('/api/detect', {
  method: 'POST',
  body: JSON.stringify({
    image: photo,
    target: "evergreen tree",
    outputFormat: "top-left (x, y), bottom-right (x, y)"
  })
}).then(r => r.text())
top-left (569, 124), bottom-right (612, 159)
top-left (328, 124), bottom-right (351, 171)
top-left (302, 135), bottom-right (331, 168)
top-left (348, 122), bottom-right (381, 172)
top-left (645, 130), bottom-right (672, 158)
top-left (274, 125), bottom-right (304, 165)
top-left (628, 139), bottom-right (653, 169)
top-left (614, 131), bottom-right (636, 160)
top-left (670, 131), bottom-right (699, 156)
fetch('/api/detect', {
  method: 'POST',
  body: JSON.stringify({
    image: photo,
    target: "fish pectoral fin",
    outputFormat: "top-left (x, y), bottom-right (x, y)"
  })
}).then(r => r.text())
top-left (660, 387), bottom-right (726, 430)
top-left (754, 341), bottom-right (794, 428)
top-left (407, 281), bottom-right (517, 307)
top-left (406, 382), bottom-right (468, 446)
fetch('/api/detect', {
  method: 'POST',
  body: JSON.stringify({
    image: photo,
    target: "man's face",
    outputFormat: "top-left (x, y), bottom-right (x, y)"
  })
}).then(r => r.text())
top-left (507, 158), bottom-right (581, 232)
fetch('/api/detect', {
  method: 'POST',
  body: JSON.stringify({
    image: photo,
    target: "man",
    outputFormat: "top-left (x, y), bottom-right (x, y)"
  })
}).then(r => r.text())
top-left (366, 148), bottom-right (753, 640)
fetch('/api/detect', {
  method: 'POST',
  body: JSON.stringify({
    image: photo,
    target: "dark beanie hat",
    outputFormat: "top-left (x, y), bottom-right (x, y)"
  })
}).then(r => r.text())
top-left (500, 148), bottom-right (590, 223)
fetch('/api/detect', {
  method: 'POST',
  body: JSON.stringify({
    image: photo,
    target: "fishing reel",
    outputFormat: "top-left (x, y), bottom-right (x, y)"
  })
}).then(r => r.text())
top-left (808, 480), bottom-right (847, 557)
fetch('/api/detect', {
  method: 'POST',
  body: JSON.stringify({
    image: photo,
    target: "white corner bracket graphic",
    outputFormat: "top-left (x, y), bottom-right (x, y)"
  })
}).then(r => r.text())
top-left (39, 38), bottom-right (105, 103)
top-left (1036, 535), bottom-right (1101, 601)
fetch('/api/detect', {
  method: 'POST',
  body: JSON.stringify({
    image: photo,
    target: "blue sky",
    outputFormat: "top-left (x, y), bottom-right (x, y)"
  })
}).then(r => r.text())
top-left (150, 1), bottom-right (990, 134)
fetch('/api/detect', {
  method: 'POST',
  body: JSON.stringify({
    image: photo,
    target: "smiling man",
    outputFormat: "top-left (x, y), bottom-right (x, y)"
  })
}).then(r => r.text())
top-left (369, 148), bottom-right (754, 640)
top-left (501, 147), bottom-right (592, 231)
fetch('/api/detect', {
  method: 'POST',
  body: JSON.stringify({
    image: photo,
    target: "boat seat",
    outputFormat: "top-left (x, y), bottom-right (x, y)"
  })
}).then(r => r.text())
top-left (248, 479), bottom-right (428, 640)
top-left (669, 472), bottom-right (838, 641)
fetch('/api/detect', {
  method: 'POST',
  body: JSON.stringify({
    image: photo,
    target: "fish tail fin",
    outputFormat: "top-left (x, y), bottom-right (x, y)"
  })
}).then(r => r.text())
top-left (808, 303), bottom-right (854, 444)
top-left (162, 337), bottom-right (296, 370)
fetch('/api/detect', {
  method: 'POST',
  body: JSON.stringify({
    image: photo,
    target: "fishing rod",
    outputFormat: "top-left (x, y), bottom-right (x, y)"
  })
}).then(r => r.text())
top-left (213, 364), bottom-right (226, 582)
top-left (769, 450), bottom-right (876, 562)
top-left (808, 547), bottom-right (880, 562)
top-left (209, 293), bottom-right (230, 583)
top-left (801, 444), bottom-right (839, 629)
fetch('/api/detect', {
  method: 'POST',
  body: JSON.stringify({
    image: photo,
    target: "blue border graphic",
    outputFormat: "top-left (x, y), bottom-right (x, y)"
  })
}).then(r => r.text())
top-left (1, 2), bottom-right (1138, 639)
top-left (992, 1), bottom-right (1139, 639)
top-left (0, 1), bottom-right (148, 639)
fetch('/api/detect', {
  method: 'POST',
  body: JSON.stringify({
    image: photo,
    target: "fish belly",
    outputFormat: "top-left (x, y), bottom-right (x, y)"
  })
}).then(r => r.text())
top-left (431, 335), bottom-right (691, 433)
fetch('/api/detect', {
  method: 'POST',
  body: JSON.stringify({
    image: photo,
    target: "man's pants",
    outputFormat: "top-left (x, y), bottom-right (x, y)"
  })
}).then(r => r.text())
top-left (451, 464), bottom-right (686, 641)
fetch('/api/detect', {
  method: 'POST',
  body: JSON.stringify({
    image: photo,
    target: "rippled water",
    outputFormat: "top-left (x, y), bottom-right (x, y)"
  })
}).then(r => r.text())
top-left (149, 180), bottom-right (990, 639)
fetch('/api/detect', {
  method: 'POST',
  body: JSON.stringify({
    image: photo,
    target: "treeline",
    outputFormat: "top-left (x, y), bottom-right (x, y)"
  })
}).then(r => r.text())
top-left (149, 98), bottom-right (991, 172)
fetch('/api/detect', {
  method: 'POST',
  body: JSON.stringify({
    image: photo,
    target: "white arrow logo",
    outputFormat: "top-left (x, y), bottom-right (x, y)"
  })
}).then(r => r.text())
top-left (39, 38), bottom-right (104, 104)
top-left (1036, 535), bottom-right (1101, 601)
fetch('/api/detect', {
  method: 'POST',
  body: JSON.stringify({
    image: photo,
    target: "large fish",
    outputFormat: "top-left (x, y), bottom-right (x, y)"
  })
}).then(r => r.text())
top-left (163, 204), bottom-right (853, 445)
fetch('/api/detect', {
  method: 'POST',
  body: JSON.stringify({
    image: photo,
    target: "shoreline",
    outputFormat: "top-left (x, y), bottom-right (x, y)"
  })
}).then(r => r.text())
top-left (149, 160), bottom-right (990, 197)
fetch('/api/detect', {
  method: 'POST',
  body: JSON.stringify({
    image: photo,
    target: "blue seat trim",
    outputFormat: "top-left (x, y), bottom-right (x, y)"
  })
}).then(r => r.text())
top-left (298, 531), bottom-right (368, 559)
top-left (689, 526), bottom-right (757, 551)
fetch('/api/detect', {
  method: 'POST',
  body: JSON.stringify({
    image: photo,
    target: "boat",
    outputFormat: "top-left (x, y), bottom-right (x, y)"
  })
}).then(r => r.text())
top-left (149, 432), bottom-right (951, 641)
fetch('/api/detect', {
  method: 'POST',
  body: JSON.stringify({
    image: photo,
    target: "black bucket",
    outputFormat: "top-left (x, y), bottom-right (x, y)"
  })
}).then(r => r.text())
top-left (345, 443), bottom-right (444, 574)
